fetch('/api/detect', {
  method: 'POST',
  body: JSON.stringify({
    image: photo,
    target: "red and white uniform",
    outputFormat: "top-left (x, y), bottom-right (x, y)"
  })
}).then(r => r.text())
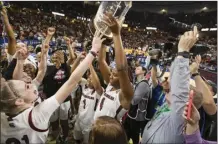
top-left (1, 96), bottom-right (60, 144)
top-left (73, 82), bottom-right (100, 144)
top-left (94, 84), bottom-right (127, 121)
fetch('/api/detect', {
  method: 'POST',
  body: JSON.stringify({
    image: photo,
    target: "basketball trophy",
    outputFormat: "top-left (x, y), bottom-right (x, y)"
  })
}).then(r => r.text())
top-left (88, 1), bottom-right (132, 45)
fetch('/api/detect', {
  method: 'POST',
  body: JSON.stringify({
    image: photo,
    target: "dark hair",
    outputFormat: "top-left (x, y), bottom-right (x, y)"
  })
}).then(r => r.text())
top-left (89, 116), bottom-right (128, 144)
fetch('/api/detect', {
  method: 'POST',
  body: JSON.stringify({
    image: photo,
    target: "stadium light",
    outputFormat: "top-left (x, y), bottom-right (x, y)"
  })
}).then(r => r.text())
top-left (146, 27), bottom-right (157, 30)
top-left (210, 28), bottom-right (217, 31)
top-left (201, 28), bottom-right (209, 31)
top-left (202, 7), bottom-right (208, 10)
top-left (52, 12), bottom-right (65, 17)
top-left (122, 24), bottom-right (128, 28)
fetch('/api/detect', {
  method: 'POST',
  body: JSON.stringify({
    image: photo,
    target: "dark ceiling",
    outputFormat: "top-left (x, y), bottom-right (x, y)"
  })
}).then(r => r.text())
top-left (132, 1), bottom-right (217, 14)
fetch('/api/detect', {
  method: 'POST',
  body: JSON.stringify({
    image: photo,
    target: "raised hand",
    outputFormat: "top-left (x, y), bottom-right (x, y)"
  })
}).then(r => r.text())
top-left (189, 55), bottom-right (201, 74)
top-left (91, 30), bottom-right (106, 53)
top-left (103, 12), bottom-right (121, 36)
top-left (47, 27), bottom-right (56, 36)
top-left (178, 26), bottom-right (198, 52)
top-left (64, 36), bottom-right (71, 45)
top-left (0, 7), bottom-right (7, 17)
top-left (16, 48), bottom-right (29, 61)
top-left (41, 44), bottom-right (49, 55)
top-left (183, 101), bottom-right (200, 126)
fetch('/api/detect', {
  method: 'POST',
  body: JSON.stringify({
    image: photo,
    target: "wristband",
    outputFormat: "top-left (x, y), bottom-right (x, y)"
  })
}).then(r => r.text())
top-left (192, 73), bottom-right (200, 78)
top-left (89, 51), bottom-right (97, 58)
top-left (178, 51), bottom-right (190, 58)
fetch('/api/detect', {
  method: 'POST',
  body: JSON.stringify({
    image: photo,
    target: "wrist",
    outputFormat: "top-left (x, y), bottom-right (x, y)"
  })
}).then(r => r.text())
top-left (186, 123), bottom-right (199, 135)
top-left (17, 59), bottom-right (25, 63)
top-left (178, 48), bottom-right (189, 53)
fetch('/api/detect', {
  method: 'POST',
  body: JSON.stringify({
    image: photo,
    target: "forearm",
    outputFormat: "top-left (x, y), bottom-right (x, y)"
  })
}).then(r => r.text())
top-left (171, 57), bottom-right (190, 113)
top-left (98, 45), bottom-right (107, 62)
top-left (185, 123), bottom-right (199, 135)
top-left (67, 44), bottom-right (75, 60)
top-left (44, 35), bottom-right (52, 45)
top-left (71, 57), bottom-right (81, 73)
top-left (151, 66), bottom-right (158, 87)
top-left (13, 60), bottom-right (24, 80)
top-left (55, 53), bottom-right (95, 103)
top-left (35, 54), bottom-right (47, 83)
top-left (194, 76), bottom-right (216, 115)
top-left (113, 35), bottom-right (127, 69)
top-left (2, 15), bottom-right (16, 55)
top-left (90, 65), bottom-right (102, 92)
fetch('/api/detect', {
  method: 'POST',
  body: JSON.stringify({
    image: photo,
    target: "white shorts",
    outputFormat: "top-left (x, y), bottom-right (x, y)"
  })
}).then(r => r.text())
top-left (50, 101), bottom-right (71, 122)
top-left (73, 119), bottom-right (92, 144)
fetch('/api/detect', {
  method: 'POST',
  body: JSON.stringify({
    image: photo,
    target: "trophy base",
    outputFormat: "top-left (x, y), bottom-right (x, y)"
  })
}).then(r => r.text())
top-left (88, 19), bottom-right (113, 46)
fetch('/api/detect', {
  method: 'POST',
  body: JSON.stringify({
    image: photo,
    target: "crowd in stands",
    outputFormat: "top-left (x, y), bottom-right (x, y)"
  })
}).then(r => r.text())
top-left (0, 2), bottom-right (217, 144)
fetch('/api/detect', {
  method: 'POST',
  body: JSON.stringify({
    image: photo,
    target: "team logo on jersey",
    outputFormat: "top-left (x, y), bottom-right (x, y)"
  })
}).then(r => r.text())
top-left (100, 98), bottom-right (105, 111)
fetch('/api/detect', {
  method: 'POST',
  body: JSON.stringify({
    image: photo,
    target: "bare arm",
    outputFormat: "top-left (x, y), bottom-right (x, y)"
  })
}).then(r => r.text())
top-left (1, 8), bottom-right (16, 55)
top-left (90, 64), bottom-right (103, 96)
top-left (13, 59), bottom-right (25, 80)
top-left (12, 49), bottom-right (28, 80)
top-left (55, 30), bottom-right (105, 103)
top-left (151, 65), bottom-right (158, 88)
top-left (113, 34), bottom-right (133, 109)
top-left (34, 45), bottom-right (48, 83)
top-left (65, 37), bottom-right (77, 65)
top-left (104, 13), bottom-right (133, 109)
top-left (190, 55), bottom-right (217, 115)
top-left (98, 45), bottom-right (111, 84)
top-left (194, 76), bottom-right (217, 115)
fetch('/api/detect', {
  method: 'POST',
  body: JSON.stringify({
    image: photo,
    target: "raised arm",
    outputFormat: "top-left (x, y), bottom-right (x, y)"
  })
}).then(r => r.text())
top-left (64, 37), bottom-right (77, 65)
top-left (55, 31), bottom-right (105, 104)
top-left (190, 55), bottom-right (217, 115)
top-left (12, 49), bottom-right (28, 80)
top-left (98, 45), bottom-right (111, 84)
top-left (1, 8), bottom-right (16, 55)
top-left (33, 44), bottom-right (48, 83)
top-left (103, 13), bottom-right (133, 109)
top-left (70, 52), bottom-right (86, 73)
top-left (171, 26), bottom-right (198, 115)
top-left (90, 64), bottom-right (103, 96)
top-left (151, 65), bottom-right (158, 88)
top-left (44, 27), bottom-right (55, 45)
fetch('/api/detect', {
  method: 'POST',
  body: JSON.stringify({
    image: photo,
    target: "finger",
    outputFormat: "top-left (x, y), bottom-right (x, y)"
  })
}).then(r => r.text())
top-left (99, 28), bottom-right (107, 38)
top-left (184, 32), bottom-right (189, 37)
top-left (101, 38), bottom-right (106, 43)
top-left (188, 31), bottom-right (194, 38)
top-left (193, 26), bottom-right (198, 38)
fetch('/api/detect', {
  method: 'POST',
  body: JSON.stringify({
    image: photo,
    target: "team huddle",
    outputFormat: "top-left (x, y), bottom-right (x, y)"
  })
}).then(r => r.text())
top-left (1, 5), bottom-right (217, 144)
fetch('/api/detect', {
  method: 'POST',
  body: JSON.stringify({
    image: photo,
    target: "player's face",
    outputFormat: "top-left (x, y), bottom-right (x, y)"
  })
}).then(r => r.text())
top-left (23, 64), bottom-right (36, 79)
top-left (12, 80), bottom-right (38, 106)
top-left (109, 69), bottom-right (119, 87)
top-left (87, 74), bottom-right (94, 89)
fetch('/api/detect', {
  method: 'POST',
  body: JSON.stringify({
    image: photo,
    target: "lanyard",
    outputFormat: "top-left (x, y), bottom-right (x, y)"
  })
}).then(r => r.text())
top-left (152, 103), bottom-right (170, 120)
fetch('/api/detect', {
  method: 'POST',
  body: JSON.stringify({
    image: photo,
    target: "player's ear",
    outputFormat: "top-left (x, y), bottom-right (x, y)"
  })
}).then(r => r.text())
top-left (15, 98), bottom-right (25, 106)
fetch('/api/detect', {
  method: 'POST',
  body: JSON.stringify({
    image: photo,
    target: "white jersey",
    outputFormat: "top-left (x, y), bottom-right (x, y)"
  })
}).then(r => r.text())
top-left (1, 96), bottom-right (60, 144)
top-left (78, 85), bottom-right (100, 125)
top-left (94, 84), bottom-right (127, 121)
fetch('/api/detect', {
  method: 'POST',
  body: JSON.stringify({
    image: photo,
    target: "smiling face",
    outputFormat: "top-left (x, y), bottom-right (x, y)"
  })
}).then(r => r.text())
top-left (3, 80), bottom-right (39, 111)
top-left (109, 69), bottom-right (119, 87)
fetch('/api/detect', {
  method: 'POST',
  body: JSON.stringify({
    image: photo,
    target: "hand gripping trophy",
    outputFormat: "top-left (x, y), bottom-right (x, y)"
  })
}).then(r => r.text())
top-left (88, 1), bottom-right (132, 45)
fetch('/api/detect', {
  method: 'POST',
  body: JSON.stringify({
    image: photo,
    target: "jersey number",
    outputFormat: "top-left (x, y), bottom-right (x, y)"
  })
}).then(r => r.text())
top-left (6, 135), bottom-right (29, 144)
top-left (83, 99), bottom-right (86, 109)
top-left (100, 98), bottom-right (105, 111)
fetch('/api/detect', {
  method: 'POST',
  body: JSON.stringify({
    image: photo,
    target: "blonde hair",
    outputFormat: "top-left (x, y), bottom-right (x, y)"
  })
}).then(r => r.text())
top-left (89, 116), bottom-right (128, 144)
top-left (0, 79), bottom-right (23, 113)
